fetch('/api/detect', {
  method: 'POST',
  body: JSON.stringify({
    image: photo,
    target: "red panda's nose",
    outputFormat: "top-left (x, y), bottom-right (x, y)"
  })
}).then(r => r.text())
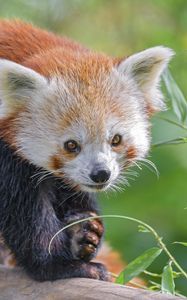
top-left (90, 169), bottom-right (111, 183)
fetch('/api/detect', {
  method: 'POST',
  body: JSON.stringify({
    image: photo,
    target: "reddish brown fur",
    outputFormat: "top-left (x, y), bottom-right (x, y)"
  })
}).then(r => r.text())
top-left (0, 20), bottom-right (119, 145)
top-left (48, 150), bottom-right (76, 172)
top-left (0, 21), bottom-right (138, 172)
top-left (0, 20), bottom-right (89, 64)
top-left (0, 20), bottom-right (114, 77)
top-left (25, 52), bottom-right (117, 143)
top-left (48, 154), bottom-right (63, 171)
top-left (126, 146), bottom-right (137, 160)
top-left (0, 115), bottom-right (19, 146)
top-left (146, 104), bottom-right (157, 117)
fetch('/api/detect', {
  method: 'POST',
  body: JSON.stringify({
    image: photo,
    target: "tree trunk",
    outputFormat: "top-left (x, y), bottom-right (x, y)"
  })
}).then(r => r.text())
top-left (0, 266), bottom-right (185, 300)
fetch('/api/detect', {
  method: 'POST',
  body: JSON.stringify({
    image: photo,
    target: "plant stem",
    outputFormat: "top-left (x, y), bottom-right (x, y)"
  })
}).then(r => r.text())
top-left (156, 236), bottom-right (187, 280)
top-left (152, 137), bottom-right (187, 147)
top-left (109, 272), bottom-right (118, 278)
top-left (144, 270), bottom-right (161, 278)
top-left (156, 116), bottom-right (187, 130)
top-left (48, 214), bottom-right (187, 281)
top-left (129, 280), bottom-right (148, 290)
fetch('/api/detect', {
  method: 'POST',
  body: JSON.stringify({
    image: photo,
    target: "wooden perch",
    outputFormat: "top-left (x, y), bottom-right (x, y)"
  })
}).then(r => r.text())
top-left (0, 266), bottom-right (185, 300)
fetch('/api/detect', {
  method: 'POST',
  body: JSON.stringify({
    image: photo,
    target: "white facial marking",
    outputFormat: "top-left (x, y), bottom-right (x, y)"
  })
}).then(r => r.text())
top-left (62, 139), bottom-right (120, 192)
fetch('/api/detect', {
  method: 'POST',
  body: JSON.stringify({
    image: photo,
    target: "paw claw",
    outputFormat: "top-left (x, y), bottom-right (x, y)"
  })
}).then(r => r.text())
top-left (84, 232), bottom-right (99, 246)
top-left (87, 262), bottom-right (111, 281)
top-left (65, 211), bottom-right (104, 261)
top-left (86, 221), bottom-right (103, 237)
top-left (78, 243), bottom-right (96, 260)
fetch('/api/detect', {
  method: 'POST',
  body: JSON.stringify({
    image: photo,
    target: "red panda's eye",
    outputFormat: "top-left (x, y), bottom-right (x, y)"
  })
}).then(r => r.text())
top-left (64, 140), bottom-right (81, 153)
top-left (111, 134), bottom-right (122, 147)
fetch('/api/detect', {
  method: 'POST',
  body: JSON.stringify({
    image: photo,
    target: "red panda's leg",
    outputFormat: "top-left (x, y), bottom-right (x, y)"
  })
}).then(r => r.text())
top-left (1, 187), bottom-right (109, 281)
top-left (26, 216), bottom-right (109, 281)
top-left (27, 261), bottom-right (110, 282)
top-left (21, 209), bottom-right (109, 281)
top-left (2, 209), bottom-right (109, 281)
top-left (54, 187), bottom-right (105, 262)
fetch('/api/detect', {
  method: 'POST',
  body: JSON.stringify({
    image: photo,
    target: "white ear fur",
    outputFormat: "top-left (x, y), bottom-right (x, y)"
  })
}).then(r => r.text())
top-left (117, 46), bottom-right (174, 112)
top-left (0, 59), bottom-right (47, 117)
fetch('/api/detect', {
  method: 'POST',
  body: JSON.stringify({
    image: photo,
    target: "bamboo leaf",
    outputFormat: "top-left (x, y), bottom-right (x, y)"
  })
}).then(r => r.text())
top-left (172, 271), bottom-right (182, 279)
top-left (138, 225), bottom-right (151, 233)
top-left (115, 247), bottom-right (162, 284)
top-left (153, 137), bottom-right (187, 148)
top-left (174, 242), bottom-right (187, 247)
top-left (161, 262), bottom-right (175, 294)
top-left (162, 69), bottom-right (187, 124)
top-left (156, 116), bottom-right (187, 130)
top-left (115, 270), bottom-right (124, 284)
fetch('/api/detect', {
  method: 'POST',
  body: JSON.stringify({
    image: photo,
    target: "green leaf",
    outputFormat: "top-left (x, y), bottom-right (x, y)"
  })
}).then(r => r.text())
top-left (115, 247), bottom-right (162, 284)
top-left (162, 69), bottom-right (187, 124)
top-left (115, 270), bottom-right (124, 284)
top-left (161, 262), bottom-right (175, 295)
top-left (156, 116), bottom-right (187, 130)
top-left (172, 271), bottom-right (182, 279)
top-left (138, 225), bottom-right (151, 233)
top-left (174, 241), bottom-right (187, 247)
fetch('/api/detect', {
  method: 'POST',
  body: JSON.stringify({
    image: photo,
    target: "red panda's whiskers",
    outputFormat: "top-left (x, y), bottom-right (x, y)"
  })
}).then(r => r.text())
top-left (109, 182), bottom-right (126, 193)
top-left (36, 173), bottom-right (53, 187)
top-left (137, 158), bottom-right (159, 178)
top-left (31, 169), bottom-right (59, 187)
top-left (128, 160), bottom-right (143, 170)
top-left (57, 172), bottom-right (78, 191)
top-left (58, 190), bottom-right (83, 207)
top-left (109, 175), bottom-right (129, 192)
top-left (30, 170), bottom-right (50, 180)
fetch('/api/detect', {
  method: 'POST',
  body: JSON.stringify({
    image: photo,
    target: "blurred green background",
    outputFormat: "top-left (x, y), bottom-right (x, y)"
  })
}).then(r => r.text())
top-left (0, 0), bottom-right (186, 294)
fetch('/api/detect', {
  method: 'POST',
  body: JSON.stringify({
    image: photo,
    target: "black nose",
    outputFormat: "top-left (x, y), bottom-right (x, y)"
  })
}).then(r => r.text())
top-left (90, 169), bottom-right (111, 183)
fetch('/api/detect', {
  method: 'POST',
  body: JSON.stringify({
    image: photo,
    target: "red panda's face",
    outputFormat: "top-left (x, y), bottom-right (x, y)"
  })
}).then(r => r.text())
top-left (12, 73), bottom-right (150, 192)
top-left (0, 46), bottom-right (173, 192)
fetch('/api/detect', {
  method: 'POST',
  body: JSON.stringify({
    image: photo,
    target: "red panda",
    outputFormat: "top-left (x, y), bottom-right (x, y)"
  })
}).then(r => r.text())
top-left (0, 20), bottom-right (173, 282)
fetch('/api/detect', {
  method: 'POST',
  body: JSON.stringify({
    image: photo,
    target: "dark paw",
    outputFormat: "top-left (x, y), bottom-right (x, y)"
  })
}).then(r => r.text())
top-left (85, 262), bottom-right (111, 281)
top-left (65, 212), bottom-right (104, 261)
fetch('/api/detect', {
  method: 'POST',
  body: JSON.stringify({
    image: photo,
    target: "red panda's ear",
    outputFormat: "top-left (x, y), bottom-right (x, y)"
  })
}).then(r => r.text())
top-left (116, 46), bottom-right (174, 113)
top-left (0, 59), bottom-right (47, 118)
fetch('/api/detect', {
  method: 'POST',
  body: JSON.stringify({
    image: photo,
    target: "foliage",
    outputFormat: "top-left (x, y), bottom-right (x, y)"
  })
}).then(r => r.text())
top-left (115, 72), bottom-right (187, 296)
top-left (153, 69), bottom-right (187, 148)
top-left (161, 262), bottom-right (175, 295)
top-left (113, 72), bottom-right (187, 296)
top-left (48, 213), bottom-right (187, 296)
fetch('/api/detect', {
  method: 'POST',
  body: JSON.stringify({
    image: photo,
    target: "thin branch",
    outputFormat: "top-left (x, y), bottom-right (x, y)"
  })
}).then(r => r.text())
top-left (48, 214), bottom-right (187, 281)
top-left (152, 137), bottom-right (187, 148)
top-left (156, 116), bottom-right (187, 131)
